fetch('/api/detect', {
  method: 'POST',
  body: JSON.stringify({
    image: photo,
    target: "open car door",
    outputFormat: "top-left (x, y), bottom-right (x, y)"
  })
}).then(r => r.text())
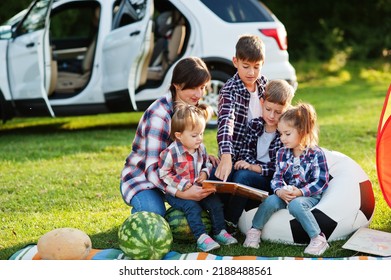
top-left (102, 0), bottom-right (153, 111)
top-left (7, 0), bottom-right (54, 117)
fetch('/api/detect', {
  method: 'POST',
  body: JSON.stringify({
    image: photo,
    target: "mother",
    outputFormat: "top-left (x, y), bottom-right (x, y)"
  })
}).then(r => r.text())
top-left (120, 57), bottom-right (216, 216)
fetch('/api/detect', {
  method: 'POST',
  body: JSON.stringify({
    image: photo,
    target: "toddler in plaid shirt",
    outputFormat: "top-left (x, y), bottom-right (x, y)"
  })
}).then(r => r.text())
top-left (159, 102), bottom-right (237, 252)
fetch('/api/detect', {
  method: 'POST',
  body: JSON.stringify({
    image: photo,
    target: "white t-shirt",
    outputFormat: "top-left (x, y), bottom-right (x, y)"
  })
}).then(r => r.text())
top-left (248, 88), bottom-right (262, 121)
top-left (256, 130), bottom-right (276, 163)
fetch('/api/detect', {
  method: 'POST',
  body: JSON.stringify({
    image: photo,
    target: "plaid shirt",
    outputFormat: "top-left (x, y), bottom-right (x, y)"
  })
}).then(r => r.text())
top-left (238, 117), bottom-right (283, 177)
top-left (159, 141), bottom-right (213, 195)
top-left (271, 146), bottom-right (329, 197)
top-left (217, 72), bottom-right (267, 162)
top-left (120, 93), bottom-right (173, 205)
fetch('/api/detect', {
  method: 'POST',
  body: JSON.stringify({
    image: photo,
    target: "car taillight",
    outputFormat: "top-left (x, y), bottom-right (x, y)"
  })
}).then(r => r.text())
top-left (260, 27), bottom-right (287, 50)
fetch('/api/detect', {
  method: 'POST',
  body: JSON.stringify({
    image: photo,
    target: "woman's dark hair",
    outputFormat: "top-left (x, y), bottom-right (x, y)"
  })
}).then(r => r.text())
top-left (170, 57), bottom-right (211, 100)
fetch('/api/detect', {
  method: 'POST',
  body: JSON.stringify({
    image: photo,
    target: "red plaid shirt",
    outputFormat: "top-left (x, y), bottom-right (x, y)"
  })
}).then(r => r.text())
top-left (158, 140), bottom-right (213, 194)
top-left (121, 93), bottom-right (173, 205)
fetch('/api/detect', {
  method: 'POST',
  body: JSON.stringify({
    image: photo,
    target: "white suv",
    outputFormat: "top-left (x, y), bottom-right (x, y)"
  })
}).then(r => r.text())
top-left (0, 0), bottom-right (297, 123)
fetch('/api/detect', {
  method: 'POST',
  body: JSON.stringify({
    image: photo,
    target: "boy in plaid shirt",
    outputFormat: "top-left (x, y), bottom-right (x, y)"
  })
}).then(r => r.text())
top-left (215, 34), bottom-right (268, 182)
top-left (159, 103), bottom-right (237, 252)
top-left (224, 80), bottom-right (295, 229)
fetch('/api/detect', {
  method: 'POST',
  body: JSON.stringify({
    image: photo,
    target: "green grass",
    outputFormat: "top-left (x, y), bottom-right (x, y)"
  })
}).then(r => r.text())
top-left (1, 60), bottom-right (390, 260)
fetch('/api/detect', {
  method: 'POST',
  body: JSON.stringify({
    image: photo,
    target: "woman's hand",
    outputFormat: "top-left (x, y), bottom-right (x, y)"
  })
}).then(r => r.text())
top-left (208, 154), bottom-right (220, 167)
top-left (175, 185), bottom-right (215, 201)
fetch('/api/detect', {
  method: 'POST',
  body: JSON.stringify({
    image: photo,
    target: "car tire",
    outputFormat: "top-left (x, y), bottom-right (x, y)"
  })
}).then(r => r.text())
top-left (203, 70), bottom-right (231, 129)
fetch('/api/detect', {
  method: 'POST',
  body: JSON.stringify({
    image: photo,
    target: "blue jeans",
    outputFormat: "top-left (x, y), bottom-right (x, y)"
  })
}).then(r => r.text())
top-left (129, 188), bottom-right (166, 216)
top-left (224, 169), bottom-right (273, 224)
top-left (252, 194), bottom-right (322, 239)
top-left (165, 193), bottom-right (226, 240)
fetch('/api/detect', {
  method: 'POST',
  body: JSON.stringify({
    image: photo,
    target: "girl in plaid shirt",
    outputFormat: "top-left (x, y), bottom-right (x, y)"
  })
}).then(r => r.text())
top-left (244, 103), bottom-right (330, 256)
top-left (120, 57), bottom-right (215, 216)
top-left (159, 103), bottom-right (237, 252)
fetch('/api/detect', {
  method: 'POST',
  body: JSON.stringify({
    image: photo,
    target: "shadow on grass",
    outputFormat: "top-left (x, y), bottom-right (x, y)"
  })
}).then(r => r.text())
top-left (0, 121), bottom-right (140, 135)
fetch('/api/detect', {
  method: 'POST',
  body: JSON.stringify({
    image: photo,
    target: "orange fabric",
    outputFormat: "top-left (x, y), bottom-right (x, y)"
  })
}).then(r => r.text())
top-left (196, 252), bottom-right (209, 260)
top-left (376, 84), bottom-right (391, 208)
top-left (32, 253), bottom-right (41, 260)
top-left (86, 249), bottom-right (101, 260)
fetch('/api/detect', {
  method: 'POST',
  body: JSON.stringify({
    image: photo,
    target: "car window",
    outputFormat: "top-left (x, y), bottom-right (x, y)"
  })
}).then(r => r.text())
top-left (200, 0), bottom-right (274, 23)
top-left (112, 0), bottom-right (147, 29)
top-left (15, 0), bottom-right (51, 36)
top-left (50, 5), bottom-right (98, 42)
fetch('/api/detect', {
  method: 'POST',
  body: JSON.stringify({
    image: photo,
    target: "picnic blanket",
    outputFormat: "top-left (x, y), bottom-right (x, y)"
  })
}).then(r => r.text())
top-left (8, 245), bottom-right (391, 260)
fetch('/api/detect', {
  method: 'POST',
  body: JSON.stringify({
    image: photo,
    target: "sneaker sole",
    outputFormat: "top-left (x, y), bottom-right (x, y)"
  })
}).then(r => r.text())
top-left (304, 243), bottom-right (330, 256)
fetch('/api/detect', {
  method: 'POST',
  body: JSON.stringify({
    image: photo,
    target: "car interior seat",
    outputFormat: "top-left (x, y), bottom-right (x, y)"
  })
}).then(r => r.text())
top-left (147, 10), bottom-right (186, 81)
top-left (47, 47), bottom-right (58, 96)
top-left (135, 4), bottom-right (155, 88)
top-left (54, 34), bottom-right (97, 93)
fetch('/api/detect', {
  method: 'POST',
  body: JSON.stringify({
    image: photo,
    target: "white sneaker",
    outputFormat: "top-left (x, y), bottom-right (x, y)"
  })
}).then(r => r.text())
top-left (304, 233), bottom-right (329, 256)
top-left (243, 228), bottom-right (261, 249)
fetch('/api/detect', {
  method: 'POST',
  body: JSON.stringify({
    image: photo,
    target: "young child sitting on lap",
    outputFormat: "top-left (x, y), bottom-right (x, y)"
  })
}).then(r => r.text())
top-left (159, 102), bottom-right (237, 252)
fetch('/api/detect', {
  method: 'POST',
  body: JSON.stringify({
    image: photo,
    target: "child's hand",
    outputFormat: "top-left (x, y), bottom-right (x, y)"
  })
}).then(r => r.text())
top-left (276, 188), bottom-right (296, 204)
top-left (195, 172), bottom-right (208, 185)
top-left (215, 154), bottom-right (232, 182)
top-left (234, 160), bottom-right (251, 170)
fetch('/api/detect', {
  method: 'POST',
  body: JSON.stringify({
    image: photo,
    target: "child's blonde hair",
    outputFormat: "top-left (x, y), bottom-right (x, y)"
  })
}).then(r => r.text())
top-left (264, 79), bottom-right (295, 106)
top-left (279, 102), bottom-right (319, 149)
top-left (235, 34), bottom-right (265, 63)
top-left (170, 102), bottom-right (213, 140)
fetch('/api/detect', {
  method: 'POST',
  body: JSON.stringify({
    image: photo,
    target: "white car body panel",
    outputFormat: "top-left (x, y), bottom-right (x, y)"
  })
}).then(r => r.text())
top-left (0, 0), bottom-right (297, 122)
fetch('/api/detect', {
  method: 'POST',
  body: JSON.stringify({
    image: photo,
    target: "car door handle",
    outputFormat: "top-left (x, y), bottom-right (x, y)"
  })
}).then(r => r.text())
top-left (130, 31), bottom-right (140, 36)
top-left (26, 42), bottom-right (35, 48)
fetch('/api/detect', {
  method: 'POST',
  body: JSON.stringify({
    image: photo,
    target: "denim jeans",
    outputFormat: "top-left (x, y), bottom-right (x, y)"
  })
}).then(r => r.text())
top-left (129, 188), bottom-right (166, 216)
top-left (165, 193), bottom-right (226, 240)
top-left (224, 169), bottom-right (272, 225)
top-left (252, 194), bottom-right (322, 239)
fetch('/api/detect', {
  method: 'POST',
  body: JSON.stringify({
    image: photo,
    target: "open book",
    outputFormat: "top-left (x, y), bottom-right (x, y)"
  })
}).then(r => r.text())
top-left (342, 227), bottom-right (391, 256)
top-left (202, 180), bottom-right (268, 201)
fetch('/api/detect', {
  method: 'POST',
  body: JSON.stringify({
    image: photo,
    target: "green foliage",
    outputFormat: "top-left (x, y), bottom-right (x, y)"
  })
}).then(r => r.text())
top-left (263, 0), bottom-right (391, 60)
top-left (1, 61), bottom-right (391, 260)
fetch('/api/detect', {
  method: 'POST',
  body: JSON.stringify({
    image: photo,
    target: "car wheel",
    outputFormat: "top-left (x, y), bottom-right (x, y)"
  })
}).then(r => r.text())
top-left (202, 70), bottom-right (231, 128)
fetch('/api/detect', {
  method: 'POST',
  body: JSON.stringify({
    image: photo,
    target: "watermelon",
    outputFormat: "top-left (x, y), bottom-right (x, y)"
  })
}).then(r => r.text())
top-left (164, 207), bottom-right (212, 242)
top-left (118, 211), bottom-right (173, 260)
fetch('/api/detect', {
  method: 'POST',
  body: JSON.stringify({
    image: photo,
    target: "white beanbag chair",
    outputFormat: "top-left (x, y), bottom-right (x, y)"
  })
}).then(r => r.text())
top-left (238, 148), bottom-right (376, 244)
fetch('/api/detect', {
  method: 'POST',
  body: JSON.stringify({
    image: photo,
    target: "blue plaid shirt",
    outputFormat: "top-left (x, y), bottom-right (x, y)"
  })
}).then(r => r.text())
top-left (120, 93), bottom-right (173, 205)
top-left (239, 117), bottom-right (283, 177)
top-left (271, 146), bottom-right (329, 197)
top-left (217, 72), bottom-right (267, 162)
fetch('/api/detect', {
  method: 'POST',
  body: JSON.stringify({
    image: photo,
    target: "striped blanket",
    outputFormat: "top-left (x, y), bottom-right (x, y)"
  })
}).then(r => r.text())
top-left (8, 245), bottom-right (390, 260)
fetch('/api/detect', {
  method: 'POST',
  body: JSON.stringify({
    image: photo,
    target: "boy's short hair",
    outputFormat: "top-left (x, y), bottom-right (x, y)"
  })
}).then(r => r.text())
top-left (235, 34), bottom-right (265, 62)
top-left (264, 80), bottom-right (295, 106)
